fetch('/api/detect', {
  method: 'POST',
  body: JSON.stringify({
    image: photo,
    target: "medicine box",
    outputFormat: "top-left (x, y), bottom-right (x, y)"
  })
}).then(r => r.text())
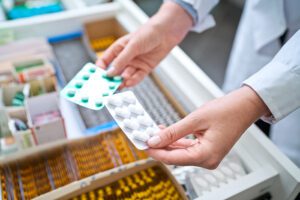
top-left (0, 7), bottom-right (6, 22)
top-left (83, 18), bottom-right (127, 59)
top-left (0, 128), bottom-right (149, 199)
top-left (0, 29), bottom-right (14, 45)
top-left (25, 92), bottom-right (66, 144)
top-left (1, 76), bottom-right (57, 109)
top-left (1, 83), bottom-right (29, 108)
top-left (0, 38), bottom-right (54, 62)
top-left (0, 62), bottom-right (15, 85)
top-left (10, 55), bottom-right (55, 83)
top-left (5, 1), bottom-right (64, 20)
top-left (7, 107), bottom-right (35, 150)
top-left (28, 76), bottom-right (58, 97)
top-left (36, 160), bottom-right (188, 200)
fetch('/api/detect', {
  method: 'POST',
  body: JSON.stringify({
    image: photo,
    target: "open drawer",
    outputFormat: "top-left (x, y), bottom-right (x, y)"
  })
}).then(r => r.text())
top-left (0, 0), bottom-right (299, 199)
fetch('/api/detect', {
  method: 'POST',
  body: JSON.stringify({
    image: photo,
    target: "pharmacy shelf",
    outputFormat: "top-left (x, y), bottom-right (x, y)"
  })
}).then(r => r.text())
top-left (0, 137), bottom-right (69, 165)
top-left (34, 159), bottom-right (153, 200)
top-left (0, 0), bottom-right (299, 199)
top-left (0, 0), bottom-right (112, 22)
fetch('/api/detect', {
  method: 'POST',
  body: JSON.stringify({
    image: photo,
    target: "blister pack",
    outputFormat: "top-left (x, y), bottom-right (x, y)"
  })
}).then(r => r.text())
top-left (60, 63), bottom-right (122, 110)
top-left (104, 91), bottom-right (160, 150)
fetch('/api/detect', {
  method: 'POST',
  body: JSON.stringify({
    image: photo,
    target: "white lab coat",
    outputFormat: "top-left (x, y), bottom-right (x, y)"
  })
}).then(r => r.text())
top-left (223, 0), bottom-right (300, 167)
top-left (178, 0), bottom-right (300, 166)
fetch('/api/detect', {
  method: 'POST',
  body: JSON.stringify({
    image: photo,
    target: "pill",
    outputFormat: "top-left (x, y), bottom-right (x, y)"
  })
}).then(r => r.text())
top-left (95, 101), bottom-right (103, 107)
top-left (204, 174), bottom-right (218, 185)
top-left (128, 105), bottom-right (144, 115)
top-left (220, 166), bottom-right (234, 178)
top-left (228, 162), bottom-right (245, 175)
top-left (122, 94), bottom-right (136, 104)
top-left (146, 127), bottom-right (157, 137)
top-left (109, 84), bottom-right (116, 90)
top-left (89, 67), bottom-right (96, 73)
top-left (202, 190), bottom-right (211, 196)
top-left (67, 90), bottom-right (75, 97)
top-left (115, 107), bottom-right (130, 118)
top-left (133, 131), bottom-right (150, 142)
top-left (102, 74), bottom-right (113, 80)
top-left (137, 116), bottom-right (153, 127)
top-left (113, 76), bottom-right (122, 82)
top-left (194, 177), bottom-right (209, 188)
top-left (102, 92), bottom-right (109, 97)
top-left (211, 170), bottom-right (226, 182)
top-left (81, 97), bottom-right (89, 103)
top-left (108, 97), bottom-right (123, 106)
top-left (123, 119), bottom-right (139, 130)
top-left (75, 82), bottom-right (83, 89)
top-left (82, 74), bottom-right (90, 80)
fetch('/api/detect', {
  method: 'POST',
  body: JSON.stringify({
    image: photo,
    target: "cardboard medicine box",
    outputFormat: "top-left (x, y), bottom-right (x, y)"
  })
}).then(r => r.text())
top-left (35, 160), bottom-right (188, 200)
top-left (7, 107), bottom-right (35, 149)
top-left (83, 18), bottom-right (128, 59)
top-left (25, 92), bottom-right (66, 144)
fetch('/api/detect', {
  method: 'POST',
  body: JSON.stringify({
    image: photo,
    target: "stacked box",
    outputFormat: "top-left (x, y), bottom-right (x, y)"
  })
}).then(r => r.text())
top-left (0, 128), bottom-right (149, 199)
top-left (83, 18), bottom-right (126, 60)
top-left (0, 38), bottom-right (64, 155)
top-left (54, 161), bottom-right (187, 200)
top-left (26, 92), bottom-right (66, 144)
top-left (2, 0), bottom-right (64, 20)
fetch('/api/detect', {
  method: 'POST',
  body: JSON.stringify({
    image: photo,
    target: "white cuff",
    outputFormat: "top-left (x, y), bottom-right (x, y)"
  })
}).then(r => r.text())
top-left (183, 0), bottom-right (219, 32)
top-left (191, 14), bottom-right (215, 32)
top-left (166, 0), bottom-right (219, 33)
top-left (244, 61), bottom-right (300, 123)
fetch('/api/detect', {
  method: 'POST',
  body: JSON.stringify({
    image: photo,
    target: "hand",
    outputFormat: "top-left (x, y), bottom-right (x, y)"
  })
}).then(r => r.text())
top-left (147, 86), bottom-right (270, 169)
top-left (96, 2), bottom-right (193, 88)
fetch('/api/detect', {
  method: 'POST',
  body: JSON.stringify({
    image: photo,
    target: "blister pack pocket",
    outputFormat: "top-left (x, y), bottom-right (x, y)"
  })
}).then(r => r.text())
top-left (60, 63), bottom-right (122, 110)
top-left (104, 91), bottom-right (160, 150)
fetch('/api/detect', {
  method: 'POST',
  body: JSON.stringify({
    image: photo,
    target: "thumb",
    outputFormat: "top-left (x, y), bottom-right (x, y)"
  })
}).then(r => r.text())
top-left (148, 117), bottom-right (194, 148)
top-left (107, 41), bottom-right (138, 76)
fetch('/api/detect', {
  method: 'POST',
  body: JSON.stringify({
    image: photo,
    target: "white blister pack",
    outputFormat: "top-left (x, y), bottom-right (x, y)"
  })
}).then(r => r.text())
top-left (104, 91), bottom-right (160, 150)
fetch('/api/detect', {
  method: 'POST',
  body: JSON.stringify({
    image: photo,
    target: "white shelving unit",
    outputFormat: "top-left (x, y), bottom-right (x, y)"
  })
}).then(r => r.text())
top-left (0, 0), bottom-right (299, 199)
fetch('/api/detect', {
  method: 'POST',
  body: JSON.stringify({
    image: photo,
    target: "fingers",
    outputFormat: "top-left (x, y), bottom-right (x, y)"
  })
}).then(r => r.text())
top-left (169, 138), bottom-right (198, 148)
top-left (108, 40), bottom-right (139, 76)
top-left (147, 140), bottom-right (220, 168)
top-left (158, 125), bottom-right (166, 129)
top-left (124, 70), bottom-right (147, 87)
top-left (147, 116), bottom-right (195, 148)
top-left (96, 35), bottom-right (130, 69)
top-left (96, 59), bottom-right (106, 69)
top-left (147, 143), bottom-right (204, 166)
top-left (121, 66), bottom-right (136, 80)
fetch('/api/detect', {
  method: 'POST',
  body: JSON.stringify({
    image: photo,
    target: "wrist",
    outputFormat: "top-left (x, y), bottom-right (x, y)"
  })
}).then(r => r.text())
top-left (237, 86), bottom-right (270, 124)
top-left (221, 86), bottom-right (270, 135)
top-left (150, 1), bottom-right (193, 44)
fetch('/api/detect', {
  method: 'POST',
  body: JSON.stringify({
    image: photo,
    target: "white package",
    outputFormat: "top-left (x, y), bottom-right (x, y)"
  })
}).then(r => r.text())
top-left (104, 91), bottom-right (160, 150)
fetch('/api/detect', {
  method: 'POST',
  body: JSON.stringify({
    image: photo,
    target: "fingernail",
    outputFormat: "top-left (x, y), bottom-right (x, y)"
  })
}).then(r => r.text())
top-left (125, 80), bottom-right (133, 87)
top-left (96, 60), bottom-right (104, 68)
top-left (107, 66), bottom-right (115, 75)
top-left (148, 136), bottom-right (161, 147)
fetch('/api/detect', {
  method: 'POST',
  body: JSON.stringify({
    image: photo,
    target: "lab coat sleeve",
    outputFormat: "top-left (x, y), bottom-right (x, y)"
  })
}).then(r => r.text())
top-left (243, 30), bottom-right (300, 123)
top-left (165, 0), bottom-right (219, 33)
